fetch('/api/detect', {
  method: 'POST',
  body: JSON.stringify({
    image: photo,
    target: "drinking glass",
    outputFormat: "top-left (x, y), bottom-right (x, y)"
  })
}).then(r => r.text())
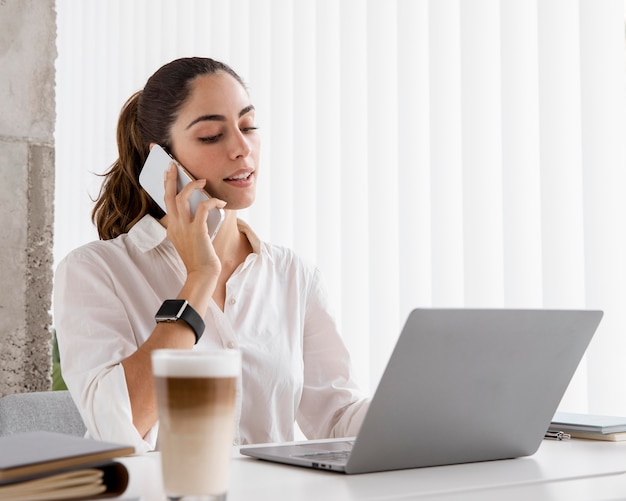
top-left (152, 349), bottom-right (240, 501)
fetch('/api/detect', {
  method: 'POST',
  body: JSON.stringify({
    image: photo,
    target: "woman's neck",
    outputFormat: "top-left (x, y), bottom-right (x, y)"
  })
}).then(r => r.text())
top-left (211, 211), bottom-right (245, 259)
top-left (210, 211), bottom-right (253, 310)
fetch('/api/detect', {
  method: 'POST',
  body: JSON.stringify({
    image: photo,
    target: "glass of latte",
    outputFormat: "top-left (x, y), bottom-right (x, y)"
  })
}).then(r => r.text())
top-left (152, 349), bottom-right (241, 501)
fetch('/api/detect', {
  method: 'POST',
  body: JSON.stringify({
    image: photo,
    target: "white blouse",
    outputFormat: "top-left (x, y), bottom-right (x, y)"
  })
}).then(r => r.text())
top-left (53, 215), bottom-right (369, 454)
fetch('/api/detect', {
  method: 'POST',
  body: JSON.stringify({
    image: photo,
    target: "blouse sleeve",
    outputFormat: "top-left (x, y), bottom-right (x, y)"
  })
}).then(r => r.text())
top-left (296, 268), bottom-right (370, 439)
top-left (53, 249), bottom-right (157, 454)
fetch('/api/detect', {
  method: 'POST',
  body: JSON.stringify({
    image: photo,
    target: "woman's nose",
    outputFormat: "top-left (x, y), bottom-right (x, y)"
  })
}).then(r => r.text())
top-left (229, 129), bottom-right (252, 159)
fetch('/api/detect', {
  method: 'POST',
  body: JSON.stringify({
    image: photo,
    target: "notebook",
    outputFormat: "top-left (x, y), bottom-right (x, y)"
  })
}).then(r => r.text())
top-left (0, 431), bottom-right (134, 500)
top-left (241, 308), bottom-right (603, 474)
top-left (549, 411), bottom-right (626, 441)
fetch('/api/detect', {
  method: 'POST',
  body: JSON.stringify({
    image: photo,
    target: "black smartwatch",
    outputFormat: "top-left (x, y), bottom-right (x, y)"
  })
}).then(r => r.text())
top-left (155, 299), bottom-right (205, 344)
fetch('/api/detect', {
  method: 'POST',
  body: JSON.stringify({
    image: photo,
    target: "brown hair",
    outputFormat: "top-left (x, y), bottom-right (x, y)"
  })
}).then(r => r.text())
top-left (92, 57), bottom-right (246, 240)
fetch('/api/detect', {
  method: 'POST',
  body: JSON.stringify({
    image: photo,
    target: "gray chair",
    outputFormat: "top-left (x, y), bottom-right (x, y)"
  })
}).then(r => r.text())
top-left (0, 390), bottom-right (86, 437)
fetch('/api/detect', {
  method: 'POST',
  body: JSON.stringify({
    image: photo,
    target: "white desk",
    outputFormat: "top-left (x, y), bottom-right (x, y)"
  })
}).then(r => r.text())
top-left (116, 439), bottom-right (626, 500)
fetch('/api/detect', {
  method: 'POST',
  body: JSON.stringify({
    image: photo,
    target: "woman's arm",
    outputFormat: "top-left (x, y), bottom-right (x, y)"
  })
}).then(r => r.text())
top-left (121, 164), bottom-right (223, 437)
top-left (297, 269), bottom-right (370, 439)
top-left (56, 165), bottom-right (224, 447)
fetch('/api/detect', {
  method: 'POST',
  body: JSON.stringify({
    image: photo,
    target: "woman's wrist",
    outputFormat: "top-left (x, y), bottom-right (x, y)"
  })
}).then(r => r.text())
top-left (178, 270), bottom-right (218, 317)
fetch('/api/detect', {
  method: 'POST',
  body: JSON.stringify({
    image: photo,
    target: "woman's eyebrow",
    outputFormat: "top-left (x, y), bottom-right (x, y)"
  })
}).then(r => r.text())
top-left (239, 104), bottom-right (255, 117)
top-left (186, 105), bottom-right (256, 129)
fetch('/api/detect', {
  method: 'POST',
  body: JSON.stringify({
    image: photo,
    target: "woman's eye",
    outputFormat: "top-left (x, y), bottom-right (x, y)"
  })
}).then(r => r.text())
top-left (199, 134), bottom-right (221, 143)
top-left (241, 126), bottom-right (259, 133)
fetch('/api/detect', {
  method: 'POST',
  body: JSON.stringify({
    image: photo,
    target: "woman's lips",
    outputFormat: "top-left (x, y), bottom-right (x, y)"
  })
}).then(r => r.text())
top-left (224, 171), bottom-right (254, 187)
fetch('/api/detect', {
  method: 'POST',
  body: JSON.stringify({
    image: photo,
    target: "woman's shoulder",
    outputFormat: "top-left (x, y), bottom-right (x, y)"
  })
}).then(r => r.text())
top-left (238, 219), bottom-right (317, 274)
top-left (58, 215), bottom-right (165, 268)
top-left (259, 240), bottom-right (320, 278)
top-left (261, 240), bottom-right (299, 261)
top-left (57, 235), bottom-right (132, 271)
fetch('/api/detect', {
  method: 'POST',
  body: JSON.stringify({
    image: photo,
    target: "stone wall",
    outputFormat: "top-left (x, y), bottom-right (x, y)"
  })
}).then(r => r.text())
top-left (0, 0), bottom-right (56, 395)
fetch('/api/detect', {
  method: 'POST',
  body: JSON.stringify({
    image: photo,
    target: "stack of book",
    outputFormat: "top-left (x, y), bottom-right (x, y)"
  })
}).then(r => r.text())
top-left (0, 431), bottom-right (134, 500)
top-left (550, 412), bottom-right (626, 442)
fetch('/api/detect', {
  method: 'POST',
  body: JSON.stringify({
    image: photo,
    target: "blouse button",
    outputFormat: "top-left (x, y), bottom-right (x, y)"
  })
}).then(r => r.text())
top-left (229, 298), bottom-right (236, 305)
top-left (227, 341), bottom-right (236, 349)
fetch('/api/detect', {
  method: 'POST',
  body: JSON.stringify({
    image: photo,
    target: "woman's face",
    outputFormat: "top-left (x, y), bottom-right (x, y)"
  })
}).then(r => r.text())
top-left (169, 71), bottom-right (260, 211)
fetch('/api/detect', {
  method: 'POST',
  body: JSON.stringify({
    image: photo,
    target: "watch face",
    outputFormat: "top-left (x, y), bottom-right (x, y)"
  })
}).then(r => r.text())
top-left (154, 299), bottom-right (205, 344)
top-left (156, 300), bottom-right (187, 320)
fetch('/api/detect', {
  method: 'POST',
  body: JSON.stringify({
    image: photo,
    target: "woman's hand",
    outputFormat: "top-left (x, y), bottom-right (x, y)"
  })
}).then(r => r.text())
top-left (163, 162), bottom-right (225, 287)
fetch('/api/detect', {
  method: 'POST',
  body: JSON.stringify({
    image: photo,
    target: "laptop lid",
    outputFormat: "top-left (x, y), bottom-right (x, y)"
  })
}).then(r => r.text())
top-left (241, 308), bottom-right (603, 474)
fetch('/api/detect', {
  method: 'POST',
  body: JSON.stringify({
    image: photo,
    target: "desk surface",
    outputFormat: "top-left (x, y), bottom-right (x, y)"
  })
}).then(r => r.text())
top-left (116, 439), bottom-right (626, 500)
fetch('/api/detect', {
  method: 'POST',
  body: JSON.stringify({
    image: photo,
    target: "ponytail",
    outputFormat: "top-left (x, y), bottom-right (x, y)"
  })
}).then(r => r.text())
top-left (91, 91), bottom-right (163, 240)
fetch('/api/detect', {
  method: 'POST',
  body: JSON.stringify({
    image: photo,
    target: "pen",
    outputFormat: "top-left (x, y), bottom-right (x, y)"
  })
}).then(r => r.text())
top-left (544, 430), bottom-right (571, 441)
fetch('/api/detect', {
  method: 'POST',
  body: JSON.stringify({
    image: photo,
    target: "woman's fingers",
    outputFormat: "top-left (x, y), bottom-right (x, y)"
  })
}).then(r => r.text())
top-left (163, 162), bottom-right (180, 217)
top-left (164, 163), bottom-right (210, 222)
top-left (163, 165), bottom-right (224, 243)
top-left (192, 197), bottom-right (227, 232)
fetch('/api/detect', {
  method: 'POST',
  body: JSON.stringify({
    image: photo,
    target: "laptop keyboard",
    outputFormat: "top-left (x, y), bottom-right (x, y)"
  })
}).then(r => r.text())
top-left (298, 450), bottom-right (351, 463)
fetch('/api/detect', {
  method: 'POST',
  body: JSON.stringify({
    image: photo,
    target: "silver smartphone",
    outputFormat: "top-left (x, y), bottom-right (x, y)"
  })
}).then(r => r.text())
top-left (139, 144), bottom-right (225, 240)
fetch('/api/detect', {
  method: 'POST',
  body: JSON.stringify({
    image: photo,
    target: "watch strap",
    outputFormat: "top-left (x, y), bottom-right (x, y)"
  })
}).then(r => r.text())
top-left (155, 299), bottom-right (205, 344)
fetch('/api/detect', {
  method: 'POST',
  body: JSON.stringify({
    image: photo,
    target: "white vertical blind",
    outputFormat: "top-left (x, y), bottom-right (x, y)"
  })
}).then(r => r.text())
top-left (579, 0), bottom-right (626, 413)
top-left (55, 0), bottom-right (626, 409)
top-left (338, 0), bottom-right (369, 385)
top-left (366, 0), bottom-right (400, 388)
top-left (500, 1), bottom-right (543, 307)
top-left (460, 0), bottom-right (504, 306)
top-left (538, 0), bottom-right (587, 310)
top-left (429, 0), bottom-right (465, 307)
top-left (397, 0), bottom-right (431, 320)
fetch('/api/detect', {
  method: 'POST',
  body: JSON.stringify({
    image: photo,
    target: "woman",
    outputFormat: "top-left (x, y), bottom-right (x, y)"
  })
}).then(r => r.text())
top-left (54, 57), bottom-right (369, 454)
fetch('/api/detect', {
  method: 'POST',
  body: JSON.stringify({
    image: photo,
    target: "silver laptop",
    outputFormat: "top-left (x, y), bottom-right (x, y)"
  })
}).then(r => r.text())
top-left (241, 308), bottom-right (603, 474)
